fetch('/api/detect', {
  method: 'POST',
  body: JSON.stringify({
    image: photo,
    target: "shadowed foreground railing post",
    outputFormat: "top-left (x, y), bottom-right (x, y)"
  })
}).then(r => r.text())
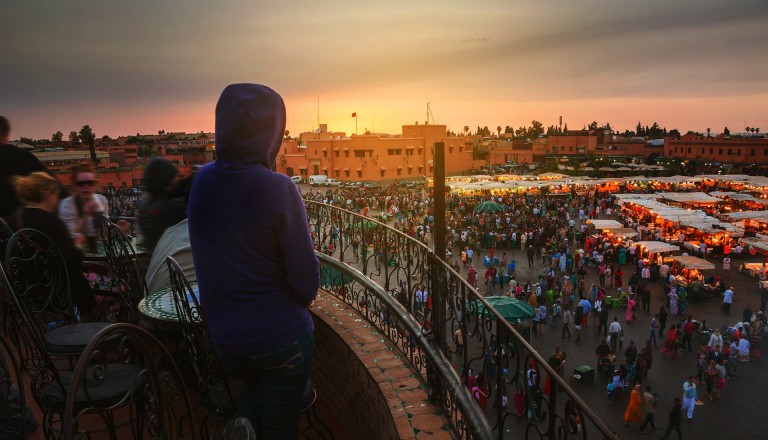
top-left (307, 201), bottom-right (617, 440)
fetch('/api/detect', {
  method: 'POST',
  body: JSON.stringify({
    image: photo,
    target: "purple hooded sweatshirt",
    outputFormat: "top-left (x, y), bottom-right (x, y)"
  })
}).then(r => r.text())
top-left (188, 83), bottom-right (320, 356)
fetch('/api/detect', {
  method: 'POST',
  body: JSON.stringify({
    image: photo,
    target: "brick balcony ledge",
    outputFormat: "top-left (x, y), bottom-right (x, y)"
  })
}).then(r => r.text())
top-left (311, 290), bottom-right (456, 440)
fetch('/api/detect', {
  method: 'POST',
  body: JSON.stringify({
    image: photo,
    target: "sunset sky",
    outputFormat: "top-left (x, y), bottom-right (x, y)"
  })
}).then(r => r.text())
top-left (3, 0), bottom-right (767, 140)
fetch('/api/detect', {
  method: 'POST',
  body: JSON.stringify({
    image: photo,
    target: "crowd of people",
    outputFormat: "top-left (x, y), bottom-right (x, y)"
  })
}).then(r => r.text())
top-left (300, 176), bottom-right (768, 437)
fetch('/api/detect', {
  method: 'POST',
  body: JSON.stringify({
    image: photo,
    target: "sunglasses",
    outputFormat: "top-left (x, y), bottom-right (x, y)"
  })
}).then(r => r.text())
top-left (75, 181), bottom-right (96, 187)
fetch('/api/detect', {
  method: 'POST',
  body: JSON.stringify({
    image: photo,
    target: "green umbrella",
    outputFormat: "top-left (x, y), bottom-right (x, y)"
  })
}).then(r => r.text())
top-left (475, 296), bottom-right (535, 324)
top-left (320, 266), bottom-right (353, 287)
top-left (474, 200), bottom-right (505, 213)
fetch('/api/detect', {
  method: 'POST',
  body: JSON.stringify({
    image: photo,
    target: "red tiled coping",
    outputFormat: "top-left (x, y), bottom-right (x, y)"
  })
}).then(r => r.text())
top-left (311, 290), bottom-right (456, 440)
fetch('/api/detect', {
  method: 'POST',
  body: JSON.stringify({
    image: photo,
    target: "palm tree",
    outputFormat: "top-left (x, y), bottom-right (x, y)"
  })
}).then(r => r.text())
top-left (463, 126), bottom-right (469, 136)
top-left (496, 126), bottom-right (502, 137)
top-left (746, 126), bottom-right (751, 136)
top-left (706, 128), bottom-right (711, 138)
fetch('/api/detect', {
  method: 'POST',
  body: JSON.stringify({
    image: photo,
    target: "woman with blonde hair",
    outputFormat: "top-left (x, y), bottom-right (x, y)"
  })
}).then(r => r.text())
top-left (7, 172), bottom-right (97, 315)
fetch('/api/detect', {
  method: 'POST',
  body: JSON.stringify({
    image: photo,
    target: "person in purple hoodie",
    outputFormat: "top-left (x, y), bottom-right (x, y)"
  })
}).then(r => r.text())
top-left (188, 83), bottom-right (320, 438)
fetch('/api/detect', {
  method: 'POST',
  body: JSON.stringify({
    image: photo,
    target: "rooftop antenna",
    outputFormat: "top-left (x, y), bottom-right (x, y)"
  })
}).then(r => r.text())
top-left (427, 103), bottom-right (437, 125)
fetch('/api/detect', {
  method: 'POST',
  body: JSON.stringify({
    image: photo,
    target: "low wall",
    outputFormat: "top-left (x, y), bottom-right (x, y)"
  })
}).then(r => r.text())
top-left (311, 290), bottom-right (455, 440)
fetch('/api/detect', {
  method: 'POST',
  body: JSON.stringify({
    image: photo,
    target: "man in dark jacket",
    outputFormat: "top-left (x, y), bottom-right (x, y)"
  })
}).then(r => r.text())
top-left (137, 157), bottom-right (187, 254)
top-left (0, 116), bottom-right (49, 217)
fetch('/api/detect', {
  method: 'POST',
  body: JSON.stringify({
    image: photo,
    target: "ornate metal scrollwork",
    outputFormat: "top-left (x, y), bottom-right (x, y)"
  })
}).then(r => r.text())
top-left (307, 201), bottom-right (617, 440)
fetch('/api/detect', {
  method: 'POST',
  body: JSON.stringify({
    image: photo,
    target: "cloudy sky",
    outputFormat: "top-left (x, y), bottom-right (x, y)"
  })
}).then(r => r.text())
top-left (2, 0), bottom-right (767, 139)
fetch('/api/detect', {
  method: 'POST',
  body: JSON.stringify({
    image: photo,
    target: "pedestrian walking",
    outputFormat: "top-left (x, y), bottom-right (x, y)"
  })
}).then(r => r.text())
top-left (722, 287), bottom-right (734, 315)
top-left (609, 317), bottom-right (622, 353)
top-left (550, 300), bottom-right (561, 327)
top-left (561, 306), bottom-right (572, 339)
top-left (681, 377), bottom-right (697, 423)
top-left (658, 397), bottom-right (683, 440)
top-left (650, 314), bottom-right (660, 347)
top-left (574, 304), bottom-right (583, 343)
top-left (454, 328), bottom-right (464, 356)
top-left (638, 386), bottom-right (657, 434)
top-left (624, 385), bottom-right (643, 428)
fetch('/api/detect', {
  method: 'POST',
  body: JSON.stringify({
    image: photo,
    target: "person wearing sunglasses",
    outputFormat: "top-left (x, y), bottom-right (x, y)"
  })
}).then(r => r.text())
top-left (59, 161), bottom-right (109, 252)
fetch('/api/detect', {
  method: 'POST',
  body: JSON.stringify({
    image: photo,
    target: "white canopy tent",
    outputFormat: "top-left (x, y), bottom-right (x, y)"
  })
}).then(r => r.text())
top-left (739, 237), bottom-right (768, 253)
top-left (634, 241), bottom-right (680, 253)
top-left (724, 211), bottom-right (768, 220)
top-left (668, 255), bottom-right (715, 270)
top-left (538, 172), bottom-right (569, 179)
top-left (619, 198), bottom-right (744, 237)
top-left (659, 192), bottom-right (722, 205)
top-left (587, 219), bottom-right (624, 229)
top-left (605, 228), bottom-right (639, 239)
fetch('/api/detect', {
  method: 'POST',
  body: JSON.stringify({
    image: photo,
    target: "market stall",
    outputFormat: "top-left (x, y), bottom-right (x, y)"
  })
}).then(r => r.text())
top-left (661, 255), bottom-right (717, 303)
top-left (667, 255), bottom-right (714, 287)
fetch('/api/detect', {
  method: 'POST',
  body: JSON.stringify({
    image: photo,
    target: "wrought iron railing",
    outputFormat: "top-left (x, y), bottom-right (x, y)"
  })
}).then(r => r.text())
top-left (101, 186), bottom-right (143, 217)
top-left (306, 201), bottom-right (618, 440)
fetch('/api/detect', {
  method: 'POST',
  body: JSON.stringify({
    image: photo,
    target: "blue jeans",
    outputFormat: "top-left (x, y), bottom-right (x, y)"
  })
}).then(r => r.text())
top-left (220, 333), bottom-right (315, 439)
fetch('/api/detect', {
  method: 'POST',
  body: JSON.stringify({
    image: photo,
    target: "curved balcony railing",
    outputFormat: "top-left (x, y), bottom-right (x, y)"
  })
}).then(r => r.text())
top-left (306, 201), bottom-right (618, 440)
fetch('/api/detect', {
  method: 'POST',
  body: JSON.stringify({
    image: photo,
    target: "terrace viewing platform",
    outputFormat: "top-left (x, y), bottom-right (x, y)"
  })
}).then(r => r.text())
top-left (5, 198), bottom-right (617, 440)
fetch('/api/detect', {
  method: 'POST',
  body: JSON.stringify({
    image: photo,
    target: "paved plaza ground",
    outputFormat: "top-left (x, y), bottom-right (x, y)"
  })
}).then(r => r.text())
top-left (461, 216), bottom-right (768, 439)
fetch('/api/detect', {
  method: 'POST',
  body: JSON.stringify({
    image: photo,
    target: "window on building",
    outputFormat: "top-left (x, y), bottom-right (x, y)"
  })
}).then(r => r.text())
top-left (334, 170), bottom-right (340, 177)
top-left (408, 168), bottom-right (412, 175)
top-left (335, 151), bottom-right (339, 158)
top-left (701, 148), bottom-right (704, 154)
top-left (380, 170), bottom-right (385, 177)
top-left (569, 146), bottom-right (573, 152)
top-left (387, 149), bottom-right (402, 156)
top-left (357, 170), bottom-right (362, 178)
top-left (687, 147), bottom-right (691, 153)
top-left (397, 168), bottom-right (402, 176)
top-left (345, 170), bottom-right (350, 177)
top-left (459, 146), bottom-right (463, 153)
top-left (738, 149), bottom-right (741, 155)
top-left (710, 148), bottom-right (713, 155)
top-left (418, 148), bottom-right (423, 155)
top-left (345, 151), bottom-right (349, 158)
top-left (728, 148), bottom-right (732, 155)
top-left (719, 148), bottom-right (723, 155)
top-left (449, 146), bottom-right (453, 153)
top-left (764, 149), bottom-right (768, 156)
top-left (406, 149), bottom-right (414, 156)
top-left (323, 151), bottom-right (327, 158)
top-left (429, 166), bottom-right (433, 174)
top-left (354, 150), bottom-right (366, 158)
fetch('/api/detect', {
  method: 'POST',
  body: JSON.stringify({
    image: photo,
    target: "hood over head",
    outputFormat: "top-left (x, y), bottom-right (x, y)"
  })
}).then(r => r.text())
top-left (143, 157), bottom-right (179, 194)
top-left (215, 83), bottom-right (286, 167)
